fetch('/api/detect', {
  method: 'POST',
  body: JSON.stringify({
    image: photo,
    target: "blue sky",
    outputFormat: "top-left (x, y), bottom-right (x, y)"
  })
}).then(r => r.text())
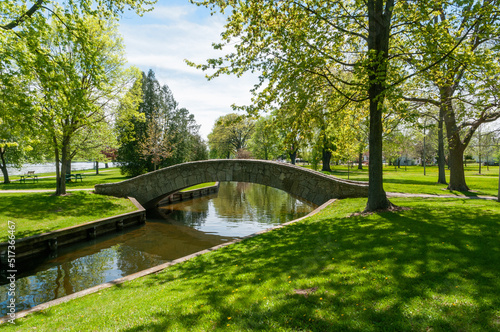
top-left (118, 0), bottom-right (257, 139)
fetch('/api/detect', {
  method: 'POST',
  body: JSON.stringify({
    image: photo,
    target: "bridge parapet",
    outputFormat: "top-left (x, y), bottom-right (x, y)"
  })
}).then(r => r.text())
top-left (95, 159), bottom-right (368, 208)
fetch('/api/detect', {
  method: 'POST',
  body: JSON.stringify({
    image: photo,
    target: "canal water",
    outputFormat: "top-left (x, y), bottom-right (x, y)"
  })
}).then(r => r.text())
top-left (0, 182), bottom-right (314, 315)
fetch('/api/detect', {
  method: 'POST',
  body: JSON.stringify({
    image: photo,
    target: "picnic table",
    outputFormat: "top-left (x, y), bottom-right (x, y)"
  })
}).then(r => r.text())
top-left (65, 173), bottom-right (83, 183)
top-left (20, 171), bottom-right (38, 183)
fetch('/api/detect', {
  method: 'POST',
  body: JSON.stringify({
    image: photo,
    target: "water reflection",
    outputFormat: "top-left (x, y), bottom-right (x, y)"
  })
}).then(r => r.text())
top-left (159, 182), bottom-right (314, 236)
top-left (0, 182), bottom-right (314, 315)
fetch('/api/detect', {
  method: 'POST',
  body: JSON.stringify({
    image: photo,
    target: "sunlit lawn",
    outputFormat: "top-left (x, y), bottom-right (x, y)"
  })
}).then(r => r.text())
top-left (0, 191), bottom-right (137, 242)
top-left (304, 164), bottom-right (499, 197)
top-left (5, 197), bottom-right (500, 331)
top-left (0, 168), bottom-right (130, 190)
top-left (3, 164), bottom-right (498, 197)
top-left (0, 166), bottom-right (216, 242)
top-left (180, 182), bottom-right (217, 191)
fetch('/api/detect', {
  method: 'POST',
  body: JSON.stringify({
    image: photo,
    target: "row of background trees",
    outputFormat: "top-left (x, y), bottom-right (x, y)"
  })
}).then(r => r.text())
top-left (190, 0), bottom-right (500, 210)
top-left (3, 0), bottom-right (500, 209)
top-left (116, 70), bottom-right (207, 177)
top-left (208, 113), bottom-right (500, 173)
top-left (1, 1), bottom-right (206, 193)
top-left (1, 0), bottom-right (154, 194)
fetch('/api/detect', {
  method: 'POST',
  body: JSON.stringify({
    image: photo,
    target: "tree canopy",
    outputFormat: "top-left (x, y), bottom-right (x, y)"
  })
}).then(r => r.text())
top-left (208, 113), bottom-right (255, 159)
top-left (116, 70), bottom-right (207, 176)
top-left (190, 0), bottom-right (499, 210)
top-left (0, 0), bottom-right (155, 31)
top-left (14, 11), bottom-right (137, 195)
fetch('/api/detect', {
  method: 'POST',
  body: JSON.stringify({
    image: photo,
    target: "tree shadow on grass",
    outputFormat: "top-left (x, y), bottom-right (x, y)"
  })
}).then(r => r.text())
top-left (104, 199), bottom-right (500, 331)
top-left (9, 198), bottom-right (499, 331)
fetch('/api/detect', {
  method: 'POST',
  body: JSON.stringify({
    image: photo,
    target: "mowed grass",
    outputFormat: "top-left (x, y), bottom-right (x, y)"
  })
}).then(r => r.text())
top-left (0, 168), bottom-right (130, 190)
top-left (0, 166), bottom-right (213, 242)
top-left (307, 164), bottom-right (499, 197)
top-left (180, 182), bottom-right (217, 191)
top-left (3, 164), bottom-right (498, 197)
top-left (6, 197), bottom-right (500, 331)
top-left (0, 191), bottom-right (137, 242)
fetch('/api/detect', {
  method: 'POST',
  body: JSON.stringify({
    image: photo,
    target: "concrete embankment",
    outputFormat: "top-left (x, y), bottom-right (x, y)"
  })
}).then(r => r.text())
top-left (157, 183), bottom-right (219, 206)
top-left (0, 184), bottom-right (220, 264)
top-left (0, 197), bottom-right (146, 264)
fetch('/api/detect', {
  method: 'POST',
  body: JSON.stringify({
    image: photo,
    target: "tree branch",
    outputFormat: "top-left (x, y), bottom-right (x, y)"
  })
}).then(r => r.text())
top-left (1, 0), bottom-right (44, 30)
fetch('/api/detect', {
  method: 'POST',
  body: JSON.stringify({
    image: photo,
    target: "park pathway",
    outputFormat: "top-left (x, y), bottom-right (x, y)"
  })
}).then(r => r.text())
top-left (0, 188), bottom-right (92, 193)
top-left (1, 188), bottom-right (497, 201)
top-left (387, 192), bottom-right (497, 200)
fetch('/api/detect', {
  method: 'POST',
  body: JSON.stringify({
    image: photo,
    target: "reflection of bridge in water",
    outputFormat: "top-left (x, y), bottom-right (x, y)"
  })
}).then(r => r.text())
top-left (95, 159), bottom-right (369, 209)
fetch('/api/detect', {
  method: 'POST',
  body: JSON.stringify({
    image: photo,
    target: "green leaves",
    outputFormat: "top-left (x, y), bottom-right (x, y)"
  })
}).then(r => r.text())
top-left (208, 113), bottom-right (255, 159)
top-left (0, 0), bottom-right (156, 31)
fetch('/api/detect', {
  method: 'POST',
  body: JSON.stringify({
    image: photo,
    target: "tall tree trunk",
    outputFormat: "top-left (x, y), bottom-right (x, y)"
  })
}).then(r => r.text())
top-left (365, 0), bottom-right (393, 211)
top-left (321, 148), bottom-right (332, 172)
top-left (289, 150), bottom-right (297, 165)
top-left (477, 128), bottom-right (482, 175)
top-left (367, 96), bottom-right (391, 211)
top-left (95, 161), bottom-right (99, 175)
top-left (358, 152), bottom-right (363, 170)
top-left (447, 144), bottom-right (468, 191)
top-left (55, 135), bottom-right (69, 196)
top-left (442, 87), bottom-right (469, 191)
top-left (437, 107), bottom-right (447, 184)
top-left (0, 148), bottom-right (10, 184)
top-left (497, 169), bottom-right (500, 202)
top-left (65, 159), bottom-right (71, 175)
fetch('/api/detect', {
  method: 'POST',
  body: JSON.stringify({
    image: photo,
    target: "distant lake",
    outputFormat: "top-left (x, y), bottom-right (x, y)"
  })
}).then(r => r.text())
top-left (5, 162), bottom-right (116, 176)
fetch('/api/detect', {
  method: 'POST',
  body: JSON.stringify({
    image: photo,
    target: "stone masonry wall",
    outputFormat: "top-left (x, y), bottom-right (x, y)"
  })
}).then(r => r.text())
top-left (95, 160), bottom-right (368, 208)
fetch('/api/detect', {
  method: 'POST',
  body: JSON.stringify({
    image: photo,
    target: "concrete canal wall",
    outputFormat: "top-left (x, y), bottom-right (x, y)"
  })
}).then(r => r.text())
top-left (157, 183), bottom-right (219, 206)
top-left (0, 184), bottom-right (221, 264)
top-left (95, 159), bottom-right (369, 208)
top-left (0, 197), bottom-right (146, 264)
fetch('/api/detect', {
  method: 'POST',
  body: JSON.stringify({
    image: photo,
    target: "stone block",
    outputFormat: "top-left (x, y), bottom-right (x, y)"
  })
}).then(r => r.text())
top-left (94, 159), bottom-right (368, 207)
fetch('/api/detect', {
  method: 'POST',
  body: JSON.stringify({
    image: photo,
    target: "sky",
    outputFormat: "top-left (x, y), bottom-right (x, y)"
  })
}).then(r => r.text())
top-left (118, 0), bottom-right (258, 140)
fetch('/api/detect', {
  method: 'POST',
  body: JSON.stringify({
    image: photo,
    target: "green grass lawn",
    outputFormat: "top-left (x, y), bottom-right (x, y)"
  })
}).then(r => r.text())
top-left (0, 191), bottom-right (137, 242)
top-left (3, 164), bottom-right (498, 197)
top-left (6, 197), bottom-right (500, 331)
top-left (307, 164), bottom-right (499, 197)
top-left (180, 182), bottom-right (217, 191)
top-left (0, 167), bottom-right (214, 243)
top-left (0, 168), bottom-right (130, 190)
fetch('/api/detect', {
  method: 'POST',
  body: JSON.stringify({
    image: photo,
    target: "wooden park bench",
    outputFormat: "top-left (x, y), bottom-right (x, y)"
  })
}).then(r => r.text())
top-left (65, 173), bottom-right (83, 183)
top-left (20, 171), bottom-right (38, 183)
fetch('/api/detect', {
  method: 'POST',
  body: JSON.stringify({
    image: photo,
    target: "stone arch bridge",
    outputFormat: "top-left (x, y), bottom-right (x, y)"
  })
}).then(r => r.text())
top-left (95, 160), bottom-right (368, 209)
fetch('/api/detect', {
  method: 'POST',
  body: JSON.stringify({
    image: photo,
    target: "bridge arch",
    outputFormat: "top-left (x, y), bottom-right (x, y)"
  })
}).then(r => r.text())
top-left (95, 159), bottom-right (368, 208)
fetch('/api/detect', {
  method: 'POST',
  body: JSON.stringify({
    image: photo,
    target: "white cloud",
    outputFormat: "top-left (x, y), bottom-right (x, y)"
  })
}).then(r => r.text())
top-left (145, 5), bottom-right (197, 21)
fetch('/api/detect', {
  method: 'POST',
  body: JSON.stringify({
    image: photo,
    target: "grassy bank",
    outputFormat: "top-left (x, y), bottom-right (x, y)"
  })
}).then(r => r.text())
top-left (0, 168), bottom-right (130, 190)
top-left (180, 182), bottom-right (217, 191)
top-left (3, 164), bottom-right (498, 197)
top-left (0, 191), bottom-right (137, 242)
top-left (307, 164), bottom-right (499, 197)
top-left (0, 165), bottom-right (215, 242)
top-left (6, 197), bottom-right (500, 331)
